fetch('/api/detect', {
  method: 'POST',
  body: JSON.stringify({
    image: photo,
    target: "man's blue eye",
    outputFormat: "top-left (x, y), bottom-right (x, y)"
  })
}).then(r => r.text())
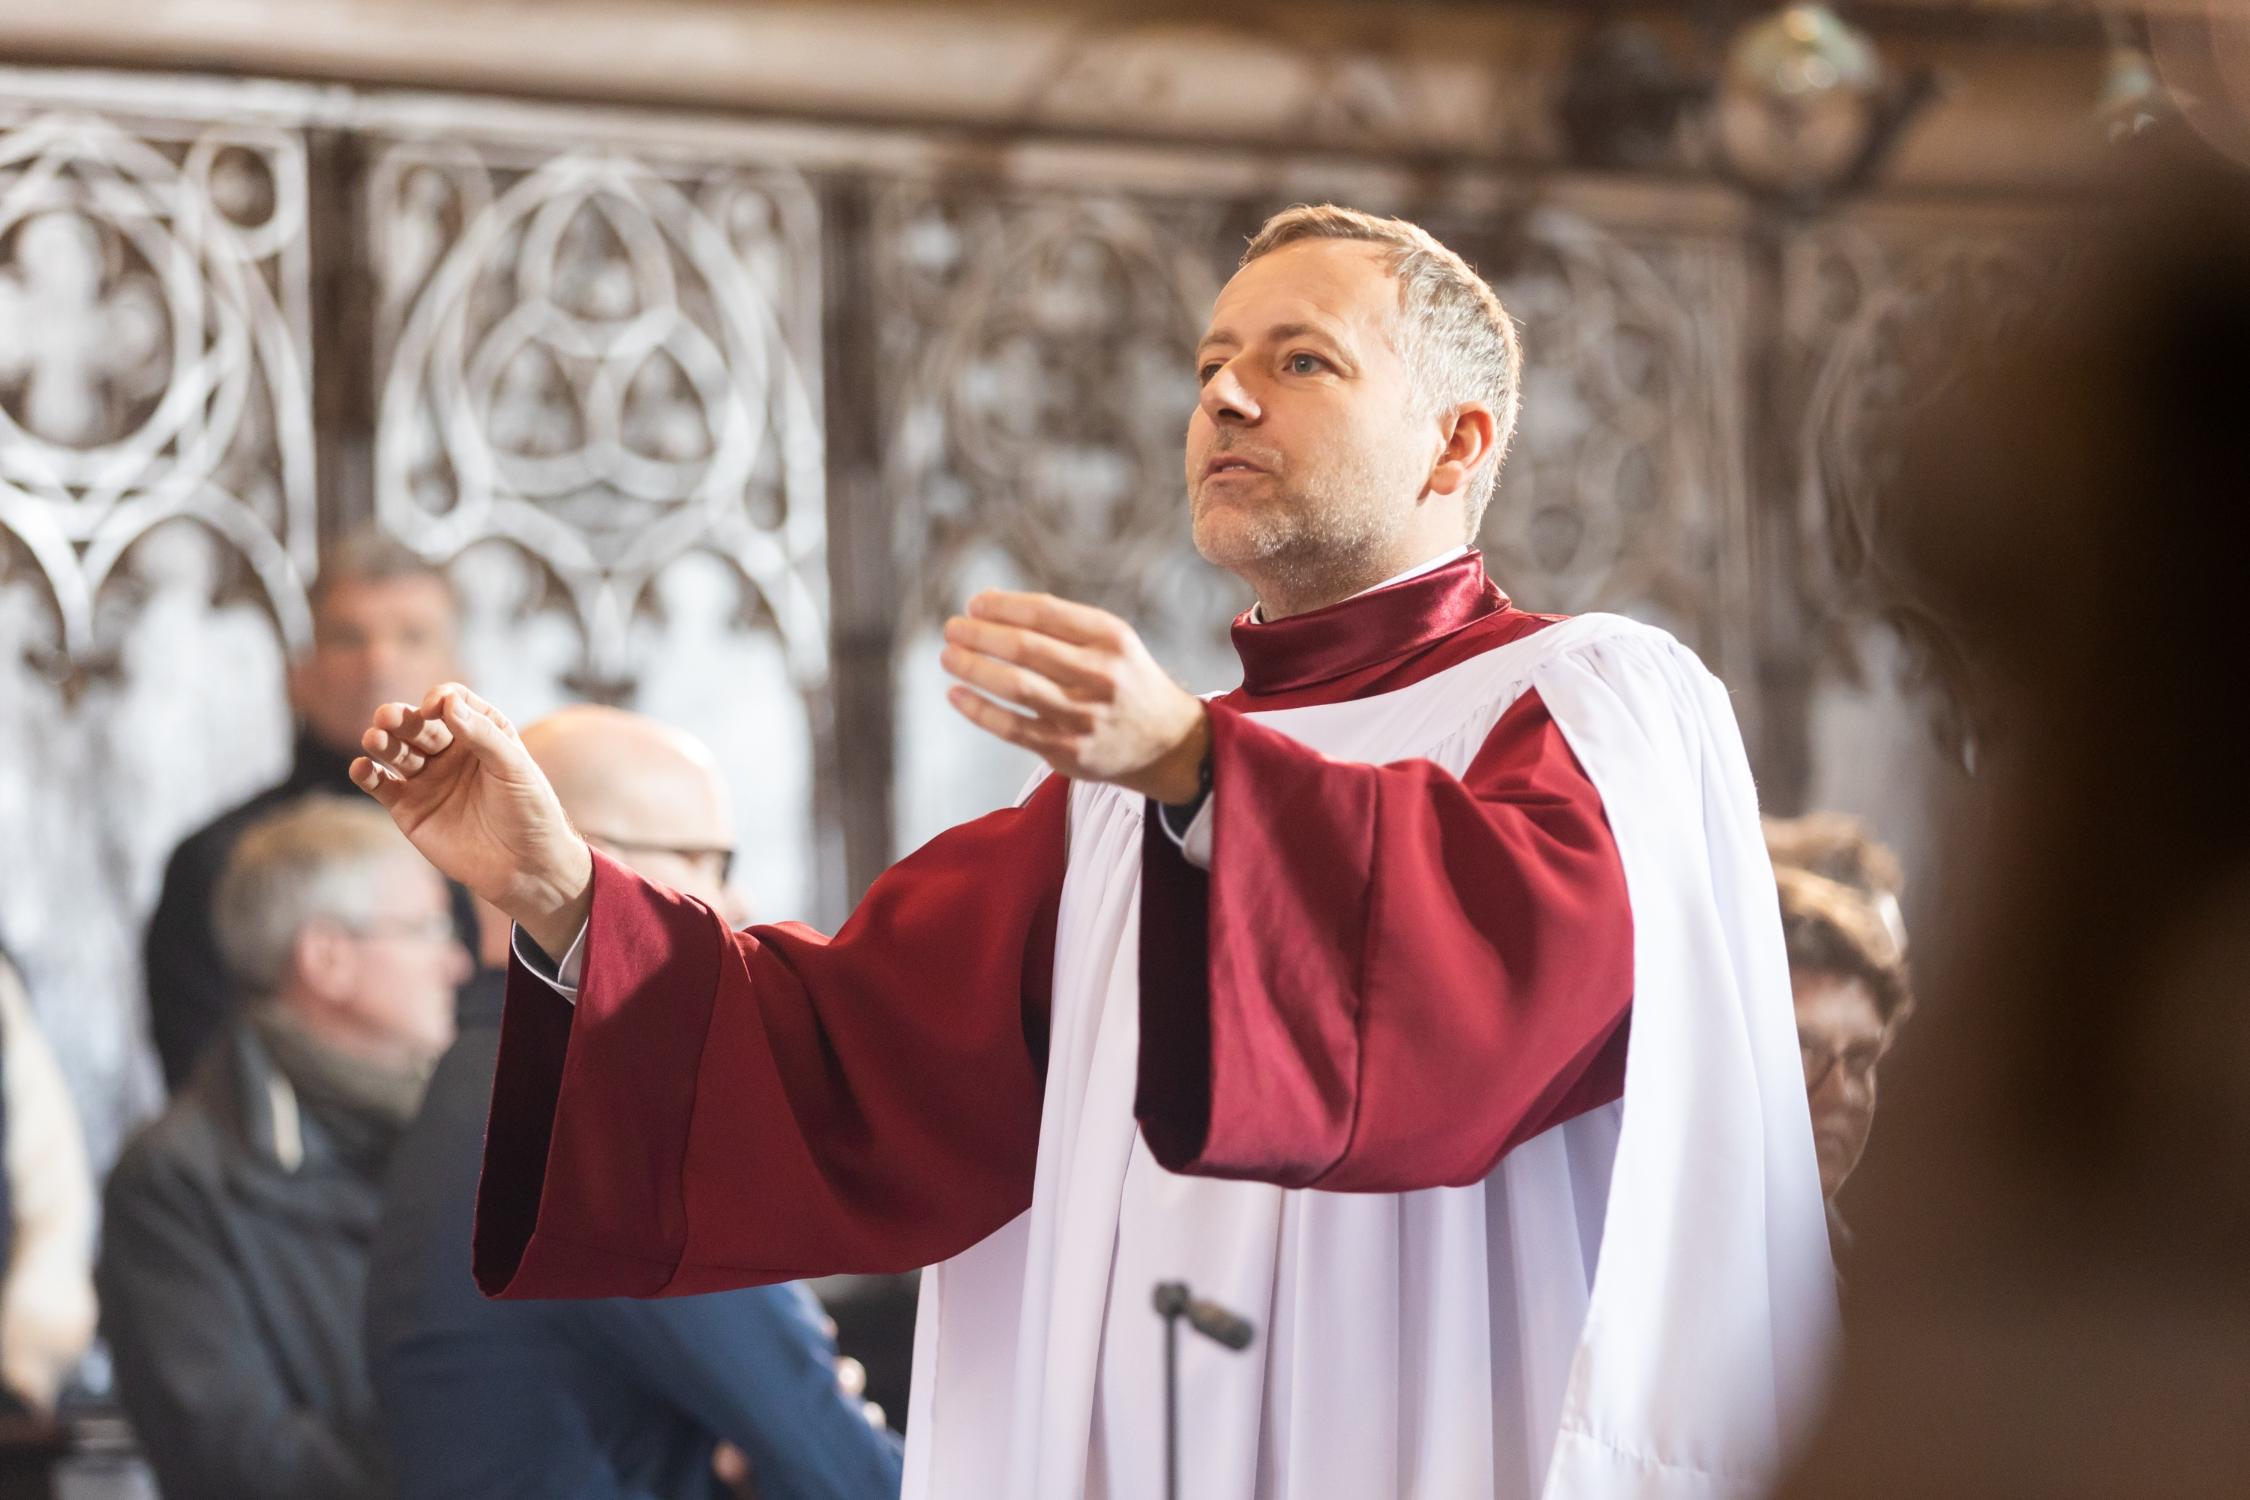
top-left (1289, 353), bottom-right (1325, 374)
top-left (1198, 363), bottom-right (1222, 383)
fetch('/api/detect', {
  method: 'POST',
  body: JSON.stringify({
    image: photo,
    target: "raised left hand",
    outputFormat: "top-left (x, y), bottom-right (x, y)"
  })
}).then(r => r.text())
top-left (941, 590), bottom-right (1209, 804)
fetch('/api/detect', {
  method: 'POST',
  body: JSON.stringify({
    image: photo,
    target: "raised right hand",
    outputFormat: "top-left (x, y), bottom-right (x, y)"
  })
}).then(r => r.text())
top-left (350, 683), bottom-right (592, 957)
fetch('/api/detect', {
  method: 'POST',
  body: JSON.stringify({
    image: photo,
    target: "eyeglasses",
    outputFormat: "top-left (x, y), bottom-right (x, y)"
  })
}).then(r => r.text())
top-left (579, 830), bottom-right (736, 883)
top-left (1799, 1035), bottom-right (1887, 1092)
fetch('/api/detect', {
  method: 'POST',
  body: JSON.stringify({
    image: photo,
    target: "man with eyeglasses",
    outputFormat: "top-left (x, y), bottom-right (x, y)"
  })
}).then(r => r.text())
top-left (1771, 860), bottom-right (1913, 1214)
top-left (516, 703), bottom-right (747, 923)
top-left (367, 705), bottom-right (903, 1500)
top-left (101, 795), bottom-right (470, 1500)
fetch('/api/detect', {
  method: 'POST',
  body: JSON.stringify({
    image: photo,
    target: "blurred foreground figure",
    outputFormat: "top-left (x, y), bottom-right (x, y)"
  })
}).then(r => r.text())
top-left (368, 705), bottom-right (902, 1500)
top-left (143, 533), bottom-right (475, 1091)
top-left (355, 207), bottom-right (1831, 1500)
top-left (0, 944), bottom-right (95, 1413)
top-left (102, 798), bottom-right (467, 1500)
top-left (1774, 160), bottom-right (2250, 1498)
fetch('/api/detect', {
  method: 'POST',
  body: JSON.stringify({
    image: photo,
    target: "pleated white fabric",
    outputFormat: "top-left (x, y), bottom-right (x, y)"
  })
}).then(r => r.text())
top-left (901, 613), bottom-right (1836, 1500)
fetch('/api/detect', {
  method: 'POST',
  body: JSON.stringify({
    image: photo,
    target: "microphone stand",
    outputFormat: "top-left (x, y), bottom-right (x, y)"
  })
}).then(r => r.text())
top-left (1152, 1281), bottom-right (1256, 1500)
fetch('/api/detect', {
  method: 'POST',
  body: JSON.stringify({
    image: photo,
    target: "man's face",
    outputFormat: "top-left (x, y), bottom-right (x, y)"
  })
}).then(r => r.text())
top-left (307, 858), bottom-right (467, 1063)
top-left (1793, 969), bottom-right (1891, 1201)
top-left (1186, 240), bottom-right (1446, 592)
top-left (289, 575), bottom-right (458, 756)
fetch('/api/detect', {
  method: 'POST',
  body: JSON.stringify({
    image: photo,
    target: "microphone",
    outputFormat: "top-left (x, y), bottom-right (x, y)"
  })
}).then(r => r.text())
top-left (1151, 1281), bottom-right (1255, 1350)
top-left (1154, 1281), bottom-right (1257, 1500)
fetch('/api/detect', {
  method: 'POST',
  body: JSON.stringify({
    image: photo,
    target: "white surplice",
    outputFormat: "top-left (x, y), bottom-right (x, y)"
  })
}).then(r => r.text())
top-left (903, 613), bottom-right (1837, 1500)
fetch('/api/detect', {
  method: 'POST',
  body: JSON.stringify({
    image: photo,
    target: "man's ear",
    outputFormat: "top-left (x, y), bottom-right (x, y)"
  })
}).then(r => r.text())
top-left (293, 920), bottom-right (357, 1007)
top-left (1424, 402), bottom-right (1498, 501)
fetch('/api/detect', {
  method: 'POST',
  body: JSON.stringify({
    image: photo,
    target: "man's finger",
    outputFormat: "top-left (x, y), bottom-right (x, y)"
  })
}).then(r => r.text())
top-left (361, 723), bottom-right (436, 775)
top-left (372, 701), bottom-right (417, 734)
top-left (400, 711), bottom-right (452, 756)
top-left (435, 687), bottom-right (525, 771)
top-left (962, 590), bottom-right (1124, 649)
top-left (419, 682), bottom-right (518, 741)
top-left (943, 616), bottom-right (1107, 694)
top-left (946, 685), bottom-right (1061, 756)
top-left (451, 684), bottom-right (519, 740)
top-left (940, 645), bottom-right (1090, 728)
top-left (370, 702), bottom-right (453, 755)
top-left (350, 756), bottom-right (405, 809)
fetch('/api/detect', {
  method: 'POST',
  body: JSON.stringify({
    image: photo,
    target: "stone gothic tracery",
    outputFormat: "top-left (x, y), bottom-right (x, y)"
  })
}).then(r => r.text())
top-left (0, 63), bottom-right (2060, 1168)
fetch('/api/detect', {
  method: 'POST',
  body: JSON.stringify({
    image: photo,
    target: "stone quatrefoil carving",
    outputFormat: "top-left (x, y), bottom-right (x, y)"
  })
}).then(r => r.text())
top-left (0, 110), bottom-right (316, 677)
top-left (369, 145), bottom-right (829, 697)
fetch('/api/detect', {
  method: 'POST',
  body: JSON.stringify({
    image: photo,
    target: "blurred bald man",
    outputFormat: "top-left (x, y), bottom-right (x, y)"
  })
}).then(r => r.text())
top-left (367, 706), bottom-right (901, 1500)
top-left (526, 707), bottom-right (748, 926)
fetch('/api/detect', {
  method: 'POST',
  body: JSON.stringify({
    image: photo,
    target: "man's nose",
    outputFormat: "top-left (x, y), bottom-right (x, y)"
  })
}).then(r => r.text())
top-left (1815, 1068), bottom-right (1870, 1108)
top-left (1198, 363), bottom-right (1260, 425)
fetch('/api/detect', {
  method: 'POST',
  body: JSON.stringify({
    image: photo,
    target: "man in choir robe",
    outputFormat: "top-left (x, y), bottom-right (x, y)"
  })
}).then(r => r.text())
top-left (103, 798), bottom-right (469, 1500)
top-left (353, 205), bottom-right (1834, 1500)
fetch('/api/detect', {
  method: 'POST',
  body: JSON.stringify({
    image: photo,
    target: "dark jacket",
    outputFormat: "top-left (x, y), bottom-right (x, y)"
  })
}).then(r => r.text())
top-left (143, 731), bottom-right (478, 1092)
top-left (367, 974), bottom-right (903, 1500)
top-left (99, 1020), bottom-right (396, 1500)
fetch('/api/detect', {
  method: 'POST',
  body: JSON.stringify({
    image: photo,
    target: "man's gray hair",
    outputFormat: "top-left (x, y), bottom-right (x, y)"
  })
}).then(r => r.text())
top-left (1241, 204), bottom-right (1522, 536)
top-left (213, 796), bottom-right (424, 997)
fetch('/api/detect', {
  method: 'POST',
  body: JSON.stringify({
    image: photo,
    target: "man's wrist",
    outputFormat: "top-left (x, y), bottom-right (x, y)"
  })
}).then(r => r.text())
top-left (1132, 704), bottom-right (1211, 806)
top-left (515, 840), bottom-right (595, 961)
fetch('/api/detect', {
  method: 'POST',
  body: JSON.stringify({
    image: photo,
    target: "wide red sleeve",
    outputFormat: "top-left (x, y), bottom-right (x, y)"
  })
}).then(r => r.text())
top-left (475, 776), bottom-right (1070, 1299)
top-left (1136, 688), bottom-right (1632, 1193)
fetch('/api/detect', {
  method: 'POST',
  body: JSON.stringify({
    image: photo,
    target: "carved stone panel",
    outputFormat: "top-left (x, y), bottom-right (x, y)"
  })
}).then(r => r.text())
top-left (1458, 207), bottom-right (1753, 673)
top-left (364, 126), bottom-right (830, 916)
top-left (0, 87), bottom-right (318, 1167)
top-left (0, 102), bottom-right (318, 672)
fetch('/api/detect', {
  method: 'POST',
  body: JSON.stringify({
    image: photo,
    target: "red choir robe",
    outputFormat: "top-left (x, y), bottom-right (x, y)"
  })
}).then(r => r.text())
top-left (474, 551), bottom-right (1832, 1500)
top-left (477, 557), bottom-right (1627, 1292)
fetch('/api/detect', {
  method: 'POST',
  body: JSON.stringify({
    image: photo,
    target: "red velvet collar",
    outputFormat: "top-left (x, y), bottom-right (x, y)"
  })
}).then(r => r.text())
top-left (1230, 550), bottom-right (1509, 697)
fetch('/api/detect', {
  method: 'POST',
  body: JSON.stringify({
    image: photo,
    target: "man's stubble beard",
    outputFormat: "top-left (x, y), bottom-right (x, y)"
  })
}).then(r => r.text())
top-left (1190, 458), bottom-right (1407, 617)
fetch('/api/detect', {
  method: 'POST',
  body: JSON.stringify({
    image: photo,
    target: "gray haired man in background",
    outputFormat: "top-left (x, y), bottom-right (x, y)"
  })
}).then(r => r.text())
top-left (101, 795), bottom-right (468, 1500)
